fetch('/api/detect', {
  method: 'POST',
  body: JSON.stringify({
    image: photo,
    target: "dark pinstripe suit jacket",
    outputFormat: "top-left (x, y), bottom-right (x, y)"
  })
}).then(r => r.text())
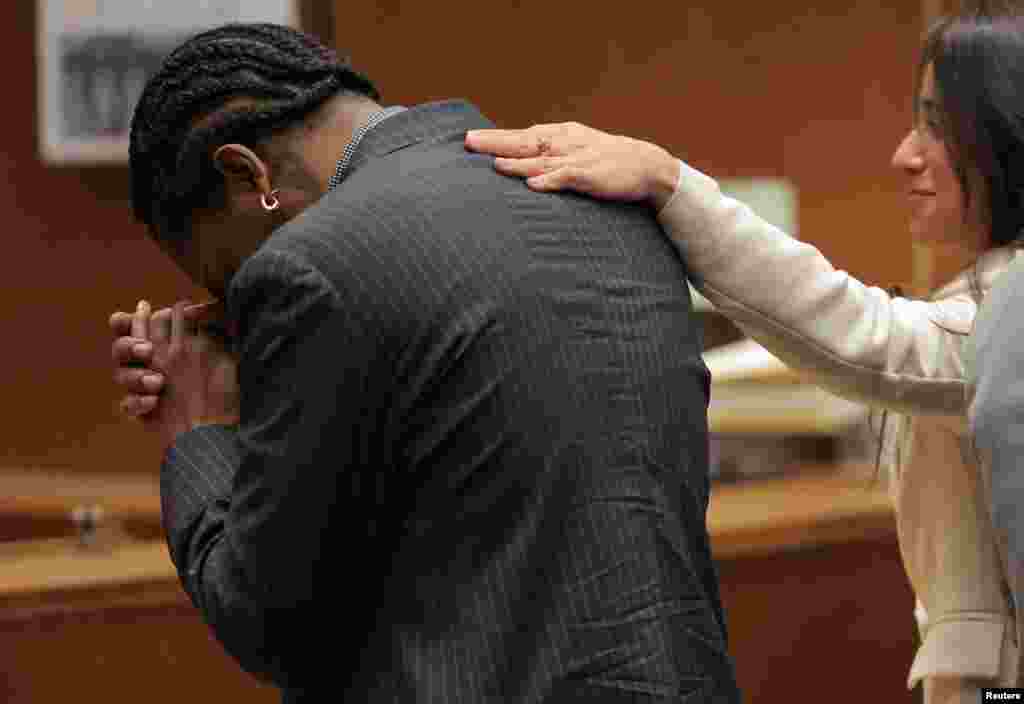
top-left (161, 100), bottom-right (741, 703)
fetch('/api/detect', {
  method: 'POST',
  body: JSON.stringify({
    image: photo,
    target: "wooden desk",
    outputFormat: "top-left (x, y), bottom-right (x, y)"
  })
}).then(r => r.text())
top-left (0, 470), bottom-right (276, 704)
top-left (1, 466), bottom-right (914, 703)
top-left (710, 467), bottom-right (918, 703)
top-left (710, 466), bottom-right (896, 559)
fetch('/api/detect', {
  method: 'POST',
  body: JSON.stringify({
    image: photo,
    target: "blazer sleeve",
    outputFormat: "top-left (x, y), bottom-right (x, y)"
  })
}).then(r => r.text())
top-left (160, 246), bottom-right (376, 689)
top-left (657, 160), bottom-right (973, 415)
top-left (968, 259), bottom-right (1024, 680)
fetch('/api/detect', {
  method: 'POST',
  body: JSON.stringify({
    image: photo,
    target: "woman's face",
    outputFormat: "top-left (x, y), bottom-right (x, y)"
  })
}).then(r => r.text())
top-left (891, 64), bottom-right (986, 248)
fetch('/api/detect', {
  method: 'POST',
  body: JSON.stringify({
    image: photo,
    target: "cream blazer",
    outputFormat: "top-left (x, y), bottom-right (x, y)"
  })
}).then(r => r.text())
top-left (660, 160), bottom-right (1020, 697)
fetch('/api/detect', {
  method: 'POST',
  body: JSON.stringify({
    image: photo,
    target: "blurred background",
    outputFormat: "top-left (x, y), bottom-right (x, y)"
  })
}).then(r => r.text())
top-left (2, 0), bottom-right (971, 702)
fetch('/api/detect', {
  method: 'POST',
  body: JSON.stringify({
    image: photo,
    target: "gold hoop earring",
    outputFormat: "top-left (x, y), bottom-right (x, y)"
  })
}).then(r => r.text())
top-left (261, 190), bottom-right (281, 212)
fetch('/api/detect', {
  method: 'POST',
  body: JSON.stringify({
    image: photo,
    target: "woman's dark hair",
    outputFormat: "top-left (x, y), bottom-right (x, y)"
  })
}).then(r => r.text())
top-left (918, 10), bottom-right (1024, 249)
top-left (873, 7), bottom-right (1024, 483)
top-left (128, 23), bottom-right (380, 249)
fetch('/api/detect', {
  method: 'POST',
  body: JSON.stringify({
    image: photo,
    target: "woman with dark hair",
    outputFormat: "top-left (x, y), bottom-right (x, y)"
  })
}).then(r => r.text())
top-left (466, 11), bottom-right (1024, 703)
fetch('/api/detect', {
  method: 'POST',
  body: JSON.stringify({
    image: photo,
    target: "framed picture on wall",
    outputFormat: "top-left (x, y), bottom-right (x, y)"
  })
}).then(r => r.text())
top-left (36, 0), bottom-right (307, 165)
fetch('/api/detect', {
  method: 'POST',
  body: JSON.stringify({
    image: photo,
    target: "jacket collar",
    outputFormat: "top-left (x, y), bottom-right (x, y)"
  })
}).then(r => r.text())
top-left (342, 99), bottom-right (493, 179)
top-left (931, 245), bottom-right (1022, 300)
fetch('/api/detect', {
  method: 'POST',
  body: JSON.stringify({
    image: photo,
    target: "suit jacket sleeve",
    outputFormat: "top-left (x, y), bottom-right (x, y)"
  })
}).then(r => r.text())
top-left (657, 159), bottom-right (973, 414)
top-left (968, 257), bottom-right (1024, 678)
top-left (160, 246), bottom-right (377, 689)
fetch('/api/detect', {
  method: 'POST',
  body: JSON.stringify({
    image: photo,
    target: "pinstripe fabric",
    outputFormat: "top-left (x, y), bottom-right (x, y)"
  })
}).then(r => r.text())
top-left (161, 100), bottom-right (741, 703)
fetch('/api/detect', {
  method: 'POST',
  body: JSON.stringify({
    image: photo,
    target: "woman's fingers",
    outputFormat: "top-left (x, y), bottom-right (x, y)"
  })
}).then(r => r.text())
top-left (465, 124), bottom-right (569, 157)
top-left (464, 128), bottom-right (543, 157)
top-left (474, 123), bottom-right (677, 208)
top-left (492, 155), bottom-right (568, 178)
top-left (526, 167), bottom-right (585, 192)
top-left (492, 156), bottom-right (595, 196)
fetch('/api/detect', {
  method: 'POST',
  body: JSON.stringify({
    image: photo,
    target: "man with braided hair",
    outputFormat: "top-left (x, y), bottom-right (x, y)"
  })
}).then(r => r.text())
top-left (109, 22), bottom-right (740, 703)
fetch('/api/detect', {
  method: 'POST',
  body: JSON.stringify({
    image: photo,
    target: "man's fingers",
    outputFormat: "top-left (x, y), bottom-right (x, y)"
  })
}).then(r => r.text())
top-left (119, 394), bottom-right (159, 418)
top-left (135, 301), bottom-right (223, 344)
top-left (112, 336), bottom-right (153, 365)
top-left (169, 300), bottom-right (188, 354)
top-left (185, 301), bottom-right (224, 323)
top-left (131, 300), bottom-right (151, 340)
top-left (113, 366), bottom-right (165, 393)
top-left (150, 307), bottom-right (173, 345)
top-left (113, 301), bottom-right (219, 335)
top-left (110, 311), bottom-right (135, 336)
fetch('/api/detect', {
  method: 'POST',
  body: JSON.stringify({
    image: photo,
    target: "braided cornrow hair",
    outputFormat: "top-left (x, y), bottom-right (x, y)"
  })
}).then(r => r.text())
top-left (129, 23), bottom-right (380, 247)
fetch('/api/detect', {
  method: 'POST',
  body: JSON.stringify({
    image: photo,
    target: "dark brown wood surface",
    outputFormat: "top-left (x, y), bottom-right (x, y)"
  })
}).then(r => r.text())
top-left (4, 1), bottom-right (921, 478)
top-left (2, 468), bottom-right (918, 703)
top-left (2, 2), bottom-right (333, 477)
top-left (330, 0), bottom-right (921, 289)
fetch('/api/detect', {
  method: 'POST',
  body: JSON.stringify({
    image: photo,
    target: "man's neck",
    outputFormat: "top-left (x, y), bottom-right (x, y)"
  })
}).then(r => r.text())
top-left (302, 95), bottom-right (384, 192)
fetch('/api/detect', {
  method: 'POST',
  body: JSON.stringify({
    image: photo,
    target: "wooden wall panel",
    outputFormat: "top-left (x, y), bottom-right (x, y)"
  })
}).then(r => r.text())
top-left (1, 532), bottom-right (915, 704)
top-left (1, 2), bottom-right (204, 475)
top-left (2, 0), bottom-right (921, 478)
top-left (1, 597), bottom-right (278, 703)
top-left (333, 1), bottom-right (922, 293)
top-left (718, 536), bottom-right (919, 703)
top-left (1, 3), bottom-right (324, 476)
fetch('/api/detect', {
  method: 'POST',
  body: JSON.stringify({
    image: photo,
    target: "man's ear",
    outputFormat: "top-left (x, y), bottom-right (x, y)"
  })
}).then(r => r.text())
top-left (212, 144), bottom-right (272, 194)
